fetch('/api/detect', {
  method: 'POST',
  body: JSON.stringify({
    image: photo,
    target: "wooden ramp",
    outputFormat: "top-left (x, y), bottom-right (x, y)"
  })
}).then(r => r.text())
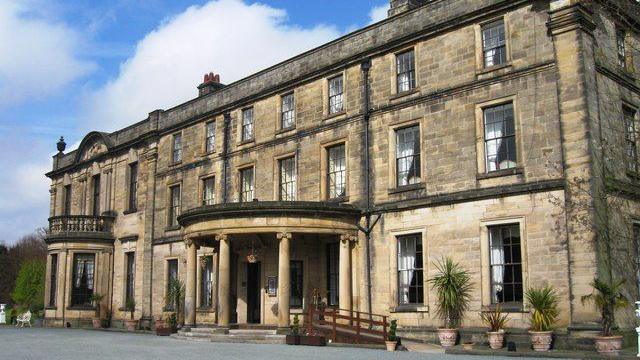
top-left (304, 307), bottom-right (389, 345)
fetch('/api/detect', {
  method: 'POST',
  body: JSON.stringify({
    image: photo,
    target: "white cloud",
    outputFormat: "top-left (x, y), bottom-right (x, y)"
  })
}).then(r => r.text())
top-left (84, 0), bottom-right (341, 132)
top-left (0, 1), bottom-right (95, 107)
top-left (369, 3), bottom-right (389, 24)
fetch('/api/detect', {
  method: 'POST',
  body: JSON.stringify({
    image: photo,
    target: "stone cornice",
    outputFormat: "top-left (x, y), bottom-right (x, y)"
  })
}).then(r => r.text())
top-left (547, 3), bottom-right (596, 37)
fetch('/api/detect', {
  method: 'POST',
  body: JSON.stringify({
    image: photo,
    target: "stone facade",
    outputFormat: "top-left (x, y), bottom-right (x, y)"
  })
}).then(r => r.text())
top-left (43, 0), bottom-right (640, 342)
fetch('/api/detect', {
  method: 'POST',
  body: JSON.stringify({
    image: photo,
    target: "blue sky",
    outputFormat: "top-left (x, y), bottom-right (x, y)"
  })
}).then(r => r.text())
top-left (0, 0), bottom-right (389, 244)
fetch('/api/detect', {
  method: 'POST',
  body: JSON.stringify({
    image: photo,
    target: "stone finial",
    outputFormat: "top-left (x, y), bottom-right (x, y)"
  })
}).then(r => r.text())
top-left (57, 136), bottom-right (66, 153)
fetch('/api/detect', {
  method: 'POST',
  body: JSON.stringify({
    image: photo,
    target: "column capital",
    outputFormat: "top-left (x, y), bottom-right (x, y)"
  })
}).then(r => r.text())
top-left (184, 237), bottom-right (195, 248)
top-left (340, 234), bottom-right (358, 244)
top-left (215, 233), bottom-right (228, 242)
top-left (277, 232), bottom-right (292, 241)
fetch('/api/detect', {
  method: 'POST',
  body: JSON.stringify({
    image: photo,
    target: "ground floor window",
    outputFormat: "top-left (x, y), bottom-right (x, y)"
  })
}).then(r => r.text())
top-left (290, 261), bottom-right (303, 308)
top-left (71, 253), bottom-right (95, 306)
top-left (397, 234), bottom-right (424, 305)
top-left (489, 224), bottom-right (523, 306)
top-left (125, 252), bottom-right (135, 302)
top-left (200, 256), bottom-right (213, 308)
top-left (166, 259), bottom-right (179, 310)
top-left (326, 243), bottom-right (339, 307)
top-left (49, 254), bottom-right (58, 307)
top-left (634, 223), bottom-right (640, 296)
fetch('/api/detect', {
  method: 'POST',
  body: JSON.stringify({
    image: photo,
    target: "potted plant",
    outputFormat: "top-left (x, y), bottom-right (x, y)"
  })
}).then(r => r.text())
top-left (286, 314), bottom-right (301, 345)
top-left (581, 278), bottom-right (629, 355)
top-left (385, 319), bottom-right (398, 351)
top-left (102, 310), bottom-right (111, 328)
top-left (525, 285), bottom-right (559, 351)
top-left (123, 298), bottom-right (138, 331)
top-left (90, 293), bottom-right (105, 329)
top-left (481, 306), bottom-right (509, 349)
top-left (166, 312), bottom-right (178, 334)
top-left (165, 278), bottom-right (185, 329)
top-left (428, 257), bottom-right (472, 348)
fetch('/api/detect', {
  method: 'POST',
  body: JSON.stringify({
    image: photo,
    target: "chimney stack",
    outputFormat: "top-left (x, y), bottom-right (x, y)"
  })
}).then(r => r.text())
top-left (388, 0), bottom-right (427, 17)
top-left (198, 72), bottom-right (225, 96)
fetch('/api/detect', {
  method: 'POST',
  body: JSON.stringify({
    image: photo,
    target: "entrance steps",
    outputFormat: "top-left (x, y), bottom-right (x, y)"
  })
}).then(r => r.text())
top-left (172, 327), bottom-right (286, 344)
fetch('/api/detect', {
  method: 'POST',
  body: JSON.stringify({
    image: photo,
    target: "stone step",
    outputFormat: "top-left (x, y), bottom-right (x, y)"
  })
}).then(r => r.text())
top-left (228, 329), bottom-right (277, 335)
top-left (210, 334), bottom-right (286, 345)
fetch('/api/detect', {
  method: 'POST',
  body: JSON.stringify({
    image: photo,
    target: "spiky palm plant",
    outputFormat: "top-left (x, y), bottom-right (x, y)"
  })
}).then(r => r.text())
top-left (525, 286), bottom-right (559, 332)
top-left (481, 305), bottom-right (509, 332)
top-left (165, 278), bottom-right (185, 324)
top-left (428, 257), bottom-right (473, 329)
top-left (90, 293), bottom-right (105, 318)
top-left (581, 278), bottom-right (629, 337)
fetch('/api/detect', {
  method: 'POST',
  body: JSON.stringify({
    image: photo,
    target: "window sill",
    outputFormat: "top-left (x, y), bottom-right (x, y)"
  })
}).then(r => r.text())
top-left (390, 305), bottom-right (428, 313)
top-left (67, 306), bottom-right (95, 311)
top-left (323, 110), bottom-right (346, 122)
top-left (169, 161), bottom-right (182, 167)
top-left (196, 308), bottom-right (215, 313)
top-left (44, 306), bottom-right (57, 310)
top-left (476, 167), bottom-right (523, 180)
top-left (162, 307), bottom-right (176, 312)
top-left (390, 88), bottom-right (420, 101)
top-left (164, 225), bottom-right (181, 232)
top-left (276, 126), bottom-right (296, 136)
top-left (290, 308), bottom-right (304, 314)
top-left (237, 139), bottom-right (255, 147)
top-left (202, 151), bottom-right (216, 157)
top-left (123, 209), bottom-right (138, 215)
top-left (388, 182), bottom-right (425, 195)
top-left (476, 62), bottom-right (512, 76)
top-left (482, 304), bottom-right (526, 313)
top-left (325, 195), bottom-right (350, 203)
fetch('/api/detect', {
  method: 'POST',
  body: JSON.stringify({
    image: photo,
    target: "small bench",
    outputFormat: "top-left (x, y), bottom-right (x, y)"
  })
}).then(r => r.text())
top-left (15, 311), bottom-right (31, 328)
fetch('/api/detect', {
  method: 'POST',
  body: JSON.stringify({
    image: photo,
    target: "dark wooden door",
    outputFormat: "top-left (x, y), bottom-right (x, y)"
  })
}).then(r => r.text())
top-left (247, 262), bottom-right (261, 324)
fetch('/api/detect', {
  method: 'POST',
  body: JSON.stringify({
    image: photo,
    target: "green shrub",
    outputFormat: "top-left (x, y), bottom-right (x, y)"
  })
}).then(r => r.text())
top-left (388, 319), bottom-right (397, 342)
top-left (11, 260), bottom-right (45, 314)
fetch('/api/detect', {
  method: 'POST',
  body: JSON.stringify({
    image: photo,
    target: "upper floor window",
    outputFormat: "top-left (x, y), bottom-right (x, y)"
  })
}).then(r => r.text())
top-left (624, 106), bottom-right (638, 173)
top-left (203, 177), bottom-right (215, 206)
top-left (395, 125), bottom-right (421, 187)
top-left (398, 234), bottom-right (423, 305)
top-left (240, 167), bottom-right (254, 202)
top-left (489, 224), bottom-right (523, 306)
top-left (91, 175), bottom-right (101, 216)
top-left (49, 254), bottom-right (58, 307)
top-left (482, 20), bottom-right (506, 68)
top-left (484, 103), bottom-right (516, 172)
top-left (63, 185), bottom-right (72, 216)
top-left (168, 185), bottom-right (181, 227)
top-left (327, 144), bottom-right (346, 199)
top-left (396, 50), bottom-right (416, 93)
top-left (281, 93), bottom-right (295, 130)
top-left (172, 133), bottom-right (182, 163)
top-left (328, 75), bottom-right (344, 114)
top-left (71, 253), bottom-right (95, 306)
top-left (205, 121), bottom-right (216, 153)
top-left (617, 30), bottom-right (627, 70)
top-left (279, 157), bottom-right (296, 201)
top-left (128, 163), bottom-right (138, 211)
top-left (242, 107), bottom-right (254, 141)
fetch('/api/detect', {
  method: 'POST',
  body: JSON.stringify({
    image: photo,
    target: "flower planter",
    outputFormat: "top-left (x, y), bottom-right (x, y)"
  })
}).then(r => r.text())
top-left (124, 319), bottom-right (138, 332)
top-left (156, 327), bottom-right (172, 336)
top-left (593, 335), bottom-right (623, 356)
top-left (92, 318), bottom-right (101, 329)
top-left (487, 331), bottom-right (505, 350)
top-left (155, 320), bottom-right (166, 330)
top-left (437, 328), bottom-right (458, 348)
top-left (300, 335), bottom-right (326, 346)
top-left (285, 335), bottom-right (300, 345)
top-left (529, 331), bottom-right (553, 352)
top-left (462, 342), bottom-right (475, 351)
top-left (385, 341), bottom-right (397, 351)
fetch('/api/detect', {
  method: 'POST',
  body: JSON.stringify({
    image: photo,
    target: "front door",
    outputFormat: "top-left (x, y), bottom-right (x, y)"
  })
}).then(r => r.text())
top-left (247, 262), bottom-right (261, 324)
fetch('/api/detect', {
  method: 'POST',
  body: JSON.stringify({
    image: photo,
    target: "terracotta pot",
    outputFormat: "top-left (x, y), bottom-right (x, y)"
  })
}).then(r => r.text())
top-left (124, 319), bottom-right (138, 332)
top-left (155, 320), bottom-right (165, 330)
top-left (529, 331), bottom-right (553, 352)
top-left (487, 331), bottom-right (505, 349)
top-left (385, 341), bottom-right (397, 351)
top-left (462, 342), bottom-right (474, 351)
top-left (92, 318), bottom-right (101, 329)
top-left (437, 328), bottom-right (458, 348)
top-left (593, 335), bottom-right (623, 355)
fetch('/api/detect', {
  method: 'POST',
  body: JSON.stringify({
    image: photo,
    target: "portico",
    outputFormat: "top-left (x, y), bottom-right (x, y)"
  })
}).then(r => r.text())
top-left (178, 201), bottom-right (361, 330)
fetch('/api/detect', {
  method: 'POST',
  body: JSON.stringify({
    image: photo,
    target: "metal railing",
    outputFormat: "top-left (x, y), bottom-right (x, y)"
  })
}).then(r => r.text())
top-left (48, 215), bottom-right (114, 235)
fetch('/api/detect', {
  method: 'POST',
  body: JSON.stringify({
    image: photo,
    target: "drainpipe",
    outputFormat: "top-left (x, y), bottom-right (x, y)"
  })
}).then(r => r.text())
top-left (222, 113), bottom-right (231, 204)
top-left (360, 58), bottom-right (374, 324)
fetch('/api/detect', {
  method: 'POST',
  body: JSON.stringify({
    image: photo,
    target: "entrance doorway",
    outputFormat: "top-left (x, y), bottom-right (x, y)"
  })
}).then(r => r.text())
top-left (247, 262), bottom-right (261, 324)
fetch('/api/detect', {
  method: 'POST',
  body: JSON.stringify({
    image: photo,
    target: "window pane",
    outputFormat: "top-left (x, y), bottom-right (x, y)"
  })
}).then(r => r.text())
top-left (329, 76), bottom-right (344, 114)
top-left (395, 126), bottom-right (421, 186)
top-left (327, 144), bottom-right (346, 199)
top-left (166, 259), bottom-right (178, 310)
top-left (484, 103), bottom-right (516, 172)
top-left (169, 186), bottom-right (181, 226)
top-left (326, 243), bottom-right (339, 306)
top-left (279, 157), bottom-right (296, 201)
top-left (242, 108), bottom-right (254, 141)
top-left (624, 107), bottom-right (638, 173)
top-left (92, 175), bottom-right (101, 216)
top-left (397, 234), bottom-right (423, 305)
top-left (489, 224), bottom-right (523, 305)
top-left (71, 253), bottom-right (95, 306)
top-left (290, 261), bottom-right (303, 308)
top-left (49, 254), bottom-right (58, 306)
top-left (200, 256), bottom-right (213, 308)
top-left (396, 50), bottom-right (416, 93)
top-left (173, 133), bottom-right (182, 163)
top-left (240, 168), bottom-right (254, 202)
top-left (203, 178), bottom-right (215, 206)
top-left (129, 163), bottom-right (138, 211)
top-left (206, 122), bottom-right (216, 153)
top-left (482, 20), bottom-right (506, 67)
top-left (125, 252), bottom-right (135, 302)
top-left (281, 94), bottom-right (295, 129)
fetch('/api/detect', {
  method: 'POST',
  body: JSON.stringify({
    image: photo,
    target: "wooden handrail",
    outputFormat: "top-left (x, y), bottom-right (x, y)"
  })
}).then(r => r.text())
top-left (306, 306), bottom-right (389, 344)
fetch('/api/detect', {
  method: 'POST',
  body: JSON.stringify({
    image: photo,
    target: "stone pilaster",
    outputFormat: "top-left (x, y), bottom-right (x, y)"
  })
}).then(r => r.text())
top-left (140, 148), bottom-right (157, 325)
top-left (277, 232), bottom-right (291, 330)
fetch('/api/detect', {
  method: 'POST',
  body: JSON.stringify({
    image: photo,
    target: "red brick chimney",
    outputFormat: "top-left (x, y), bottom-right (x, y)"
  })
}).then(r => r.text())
top-left (198, 72), bottom-right (225, 96)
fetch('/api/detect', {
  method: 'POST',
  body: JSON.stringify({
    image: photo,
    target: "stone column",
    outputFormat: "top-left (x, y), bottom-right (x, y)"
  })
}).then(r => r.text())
top-left (216, 234), bottom-right (230, 327)
top-left (339, 234), bottom-right (356, 319)
top-left (277, 232), bottom-right (291, 330)
top-left (184, 238), bottom-right (198, 327)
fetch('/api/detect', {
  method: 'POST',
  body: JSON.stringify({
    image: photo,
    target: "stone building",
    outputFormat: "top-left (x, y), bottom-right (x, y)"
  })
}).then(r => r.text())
top-left (43, 0), bottom-right (640, 344)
